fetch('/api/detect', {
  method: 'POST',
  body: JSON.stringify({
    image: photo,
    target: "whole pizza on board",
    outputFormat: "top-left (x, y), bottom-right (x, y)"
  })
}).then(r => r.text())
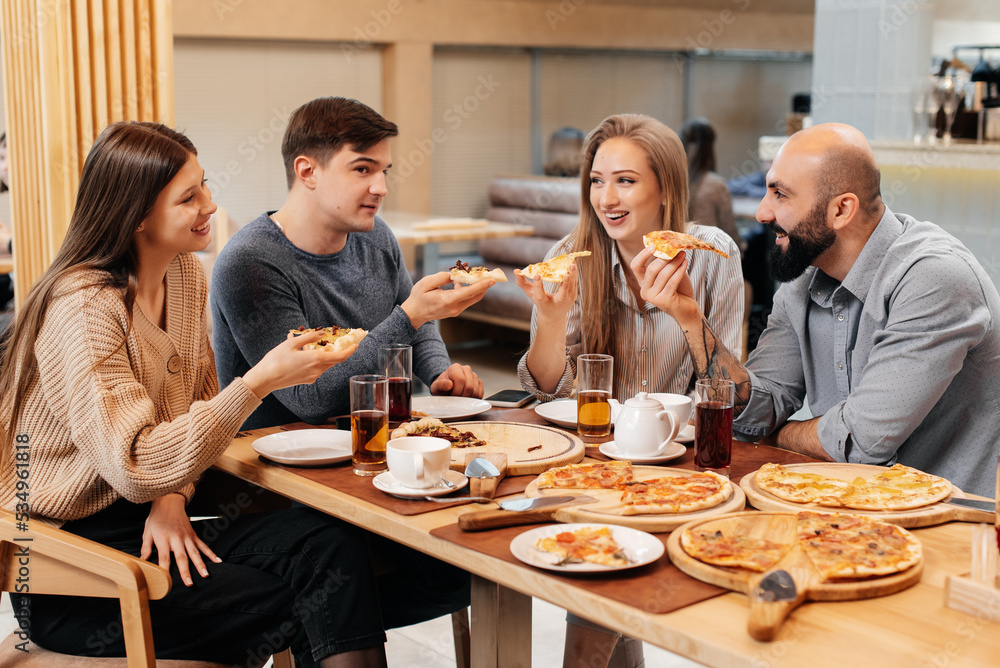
top-left (753, 463), bottom-right (952, 511)
top-left (681, 511), bottom-right (922, 581)
top-left (535, 462), bottom-right (732, 516)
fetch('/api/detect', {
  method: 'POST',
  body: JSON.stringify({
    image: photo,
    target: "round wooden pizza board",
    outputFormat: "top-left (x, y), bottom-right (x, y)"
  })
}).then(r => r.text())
top-left (444, 421), bottom-right (585, 476)
top-left (523, 466), bottom-right (747, 533)
top-left (665, 512), bottom-right (924, 601)
top-left (739, 462), bottom-right (994, 528)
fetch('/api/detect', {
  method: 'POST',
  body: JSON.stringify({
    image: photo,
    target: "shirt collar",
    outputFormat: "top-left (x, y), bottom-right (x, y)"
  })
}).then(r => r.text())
top-left (838, 206), bottom-right (902, 303)
top-left (807, 206), bottom-right (901, 306)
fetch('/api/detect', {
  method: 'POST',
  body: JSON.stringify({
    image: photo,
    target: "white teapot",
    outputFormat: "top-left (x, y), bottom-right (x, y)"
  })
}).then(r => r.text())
top-left (614, 392), bottom-right (679, 456)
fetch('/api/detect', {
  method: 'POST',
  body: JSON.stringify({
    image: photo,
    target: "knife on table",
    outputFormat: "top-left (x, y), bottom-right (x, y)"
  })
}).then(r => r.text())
top-left (458, 495), bottom-right (598, 532)
top-left (944, 496), bottom-right (996, 522)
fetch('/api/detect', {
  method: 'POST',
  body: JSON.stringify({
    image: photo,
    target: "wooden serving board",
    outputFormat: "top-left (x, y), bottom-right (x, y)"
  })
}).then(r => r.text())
top-left (523, 466), bottom-right (747, 533)
top-left (444, 421), bottom-right (585, 476)
top-left (666, 512), bottom-right (924, 601)
top-left (740, 462), bottom-right (994, 528)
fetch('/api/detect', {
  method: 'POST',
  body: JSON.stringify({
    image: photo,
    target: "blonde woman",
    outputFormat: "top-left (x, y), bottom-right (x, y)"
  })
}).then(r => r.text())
top-left (517, 114), bottom-right (744, 402)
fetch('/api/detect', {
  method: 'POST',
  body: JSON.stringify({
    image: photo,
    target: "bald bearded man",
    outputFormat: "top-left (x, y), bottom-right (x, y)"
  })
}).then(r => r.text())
top-left (631, 122), bottom-right (1000, 497)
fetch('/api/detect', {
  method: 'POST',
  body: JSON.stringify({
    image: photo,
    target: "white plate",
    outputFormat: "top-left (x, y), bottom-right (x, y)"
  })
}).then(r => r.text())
top-left (373, 470), bottom-right (469, 498)
top-left (598, 440), bottom-right (686, 464)
top-left (534, 398), bottom-right (622, 429)
top-left (251, 429), bottom-right (352, 466)
top-left (675, 424), bottom-right (695, 444)
top-left (510, 523), bottom-right (665, 573)
top-left (412, 396), bottom-right (492, 420)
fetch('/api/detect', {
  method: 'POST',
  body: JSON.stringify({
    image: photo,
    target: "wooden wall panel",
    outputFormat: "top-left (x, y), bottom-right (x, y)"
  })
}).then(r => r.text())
top-left (0, 0), bottom-right (174, 306)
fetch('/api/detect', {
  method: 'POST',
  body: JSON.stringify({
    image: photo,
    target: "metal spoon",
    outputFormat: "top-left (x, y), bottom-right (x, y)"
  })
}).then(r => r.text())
top-left (424, 495), bottom-right (493, 503)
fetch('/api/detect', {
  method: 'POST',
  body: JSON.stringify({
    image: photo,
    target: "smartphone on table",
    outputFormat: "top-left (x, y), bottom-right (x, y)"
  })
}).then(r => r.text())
top-left (485, 389), bottom-right (535, 408)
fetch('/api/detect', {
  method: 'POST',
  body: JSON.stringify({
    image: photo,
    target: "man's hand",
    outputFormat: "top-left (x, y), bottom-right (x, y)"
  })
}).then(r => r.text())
top-left (401, 272), bottom-right (493, 330)
top-left (430, 363), bottom-right (484, 398)
top-left (630, 248), bottom-right (700, 326)
top-left (514, 264), bottom-right (577, 325)
top-left (141, 493), bottom-right (221, 586)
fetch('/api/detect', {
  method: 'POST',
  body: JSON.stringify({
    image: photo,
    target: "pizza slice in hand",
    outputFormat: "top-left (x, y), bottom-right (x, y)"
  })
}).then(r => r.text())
top-left (449, 260), bottom-right (508, 285)
top-left (642, 230), bottom-right (729, 260)
top-left (289, 326), bottom-right (368, 352)
top-left (514, 251), bottom-right (592, 282)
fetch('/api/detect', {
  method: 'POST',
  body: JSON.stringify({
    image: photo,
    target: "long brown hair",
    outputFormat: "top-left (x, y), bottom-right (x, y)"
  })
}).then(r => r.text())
top-left (0, 121), bottom-right (196, 461)
top-left (567, 114), bottom-right (689, 375)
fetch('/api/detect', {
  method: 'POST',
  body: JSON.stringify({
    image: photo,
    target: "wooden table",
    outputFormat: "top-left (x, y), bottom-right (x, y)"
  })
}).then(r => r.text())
top-left (0, 257), bottom-right (12, 274)
top-left (380, 211), bottom-right (533, 277)
top-left (213, 408), bottom-right (1000, 667)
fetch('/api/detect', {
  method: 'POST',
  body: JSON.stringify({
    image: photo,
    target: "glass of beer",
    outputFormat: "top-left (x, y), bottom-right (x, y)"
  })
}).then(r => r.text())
top-left (577, 354), bottom-right (613, 439)
top-left (379, 343), bottom-right (412, 423)
top-left (694, 379), bottom-right (735, 478)
top-left (350, 374), bottom-right (389, 476)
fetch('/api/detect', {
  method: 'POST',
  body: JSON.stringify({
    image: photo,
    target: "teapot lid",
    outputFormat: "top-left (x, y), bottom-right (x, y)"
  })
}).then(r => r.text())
top-left (623, 392), bottom-right (663, 409)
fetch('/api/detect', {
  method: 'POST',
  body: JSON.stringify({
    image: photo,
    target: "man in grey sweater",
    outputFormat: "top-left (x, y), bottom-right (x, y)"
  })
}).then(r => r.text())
top-left (212, 97), bottom-right (493, 430)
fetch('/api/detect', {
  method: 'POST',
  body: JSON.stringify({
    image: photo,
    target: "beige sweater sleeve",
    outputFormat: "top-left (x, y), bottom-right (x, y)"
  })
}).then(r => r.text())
top-left (32, 276), bottom-right (260, 505)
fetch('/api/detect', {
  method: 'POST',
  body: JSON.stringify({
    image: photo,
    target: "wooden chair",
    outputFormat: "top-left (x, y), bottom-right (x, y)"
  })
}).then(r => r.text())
top-left (0, 508), bottom-right (293, 667)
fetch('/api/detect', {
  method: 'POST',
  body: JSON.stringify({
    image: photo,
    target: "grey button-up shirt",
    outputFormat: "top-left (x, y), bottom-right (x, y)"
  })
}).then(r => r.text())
top-left (735, 207), bottom-right (1000, 497)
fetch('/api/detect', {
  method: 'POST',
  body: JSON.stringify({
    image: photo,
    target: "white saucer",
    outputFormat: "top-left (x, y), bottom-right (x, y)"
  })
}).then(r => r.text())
top-left (598, 440), bottom-right (686, 464)
top-left (372, 470), bottom-right (469, 499)
top-left (675, 424), bottom-right (695, 444)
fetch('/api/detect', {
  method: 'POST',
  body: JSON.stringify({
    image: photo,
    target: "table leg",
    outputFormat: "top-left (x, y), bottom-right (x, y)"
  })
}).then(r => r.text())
top-left (470, 574), bottom-right (532, 668)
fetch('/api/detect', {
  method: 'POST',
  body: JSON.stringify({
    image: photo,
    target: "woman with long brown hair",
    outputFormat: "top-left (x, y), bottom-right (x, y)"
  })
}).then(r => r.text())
top-left (516, 114), bottom-right (744, 402)
top-left (0, 121), bottom-right (391, 667)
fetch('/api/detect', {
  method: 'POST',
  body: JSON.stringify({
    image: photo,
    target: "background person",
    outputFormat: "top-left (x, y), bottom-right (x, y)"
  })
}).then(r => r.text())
top-left (543, 126), bottom-right (586, 177)
top-left (632, 122), bottom-right (1000, 498)
top-left (0, 121), bottom-right (404, 667)
top-left (679, 117), bottom-right (743, 253)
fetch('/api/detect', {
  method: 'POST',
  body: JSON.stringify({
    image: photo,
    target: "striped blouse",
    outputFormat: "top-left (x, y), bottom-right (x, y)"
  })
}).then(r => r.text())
top-left (517, 224), bottom-right (745, 400)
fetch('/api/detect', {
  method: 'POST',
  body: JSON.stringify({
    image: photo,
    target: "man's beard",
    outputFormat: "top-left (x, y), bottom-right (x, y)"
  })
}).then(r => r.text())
top-left (767, 200), bottom-right (836, 282)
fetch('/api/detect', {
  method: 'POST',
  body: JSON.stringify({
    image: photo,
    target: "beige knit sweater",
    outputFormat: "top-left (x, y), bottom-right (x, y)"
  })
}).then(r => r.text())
top-left (2, 253), bottom-right (261, 525)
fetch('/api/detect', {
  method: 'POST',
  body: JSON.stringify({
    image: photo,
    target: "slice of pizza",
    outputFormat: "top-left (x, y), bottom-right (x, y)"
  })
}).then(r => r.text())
top-left (514, 251), bottom-right (592, 282)
top-left (289, 325), bottom-right (368, 352)
top-left (795, 511), bottom-right (922, 579)
top-left (535, 461), bottom-right (633, 490)
top-left (449, 260), bottom-right (508, 285)
top-left (642, 230), bottom-right (730, 260)
top-left (681, 527), bottom-right (791, 572)
top-left (536, 526), bottom-right (631, 567)
top-left (390, 417), bottom-right (487, 448)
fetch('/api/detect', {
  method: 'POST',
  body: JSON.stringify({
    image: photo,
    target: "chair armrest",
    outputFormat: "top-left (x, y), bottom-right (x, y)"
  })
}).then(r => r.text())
top-left (0, 509), bottom-right (171, 600)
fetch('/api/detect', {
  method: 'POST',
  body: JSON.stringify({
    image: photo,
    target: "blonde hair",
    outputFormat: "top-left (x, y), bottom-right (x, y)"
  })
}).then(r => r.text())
top-left (567, 114), bottom-right (689, 374)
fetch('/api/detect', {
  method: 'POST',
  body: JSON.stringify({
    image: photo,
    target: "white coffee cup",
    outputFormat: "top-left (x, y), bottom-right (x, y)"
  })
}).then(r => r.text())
top-left (387, 437), bottom-right (451, 489)
top-left (648, 392), bottom-right (693, 426)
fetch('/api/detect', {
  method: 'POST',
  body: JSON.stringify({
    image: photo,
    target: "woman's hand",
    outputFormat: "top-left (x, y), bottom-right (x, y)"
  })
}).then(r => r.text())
top-left (242, 330), bottom-right (359, 399)
top-left (630, 247), bottom-right (700, 325)
top-left (141, 493), bottom-right (221, 586)
top-left (514, 263), bottom-right (578, 325)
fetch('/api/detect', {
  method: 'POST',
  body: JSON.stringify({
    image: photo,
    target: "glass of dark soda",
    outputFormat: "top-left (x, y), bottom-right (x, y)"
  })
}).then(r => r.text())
top-left (379, 344), bottom-right (412, 423)
top-left (694, 379), bottom-right (734, 478)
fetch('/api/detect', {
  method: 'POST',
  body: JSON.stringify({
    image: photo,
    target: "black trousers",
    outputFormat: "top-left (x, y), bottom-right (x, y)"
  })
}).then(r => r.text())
top-left (14, 500), bottom-right (469, 667)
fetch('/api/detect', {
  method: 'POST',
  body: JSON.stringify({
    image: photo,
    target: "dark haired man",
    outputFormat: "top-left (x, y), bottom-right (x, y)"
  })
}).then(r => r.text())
top-left (212, 97), bottom-right (491, 429)
top-left (632, 122), bottom-right (1000, 497)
